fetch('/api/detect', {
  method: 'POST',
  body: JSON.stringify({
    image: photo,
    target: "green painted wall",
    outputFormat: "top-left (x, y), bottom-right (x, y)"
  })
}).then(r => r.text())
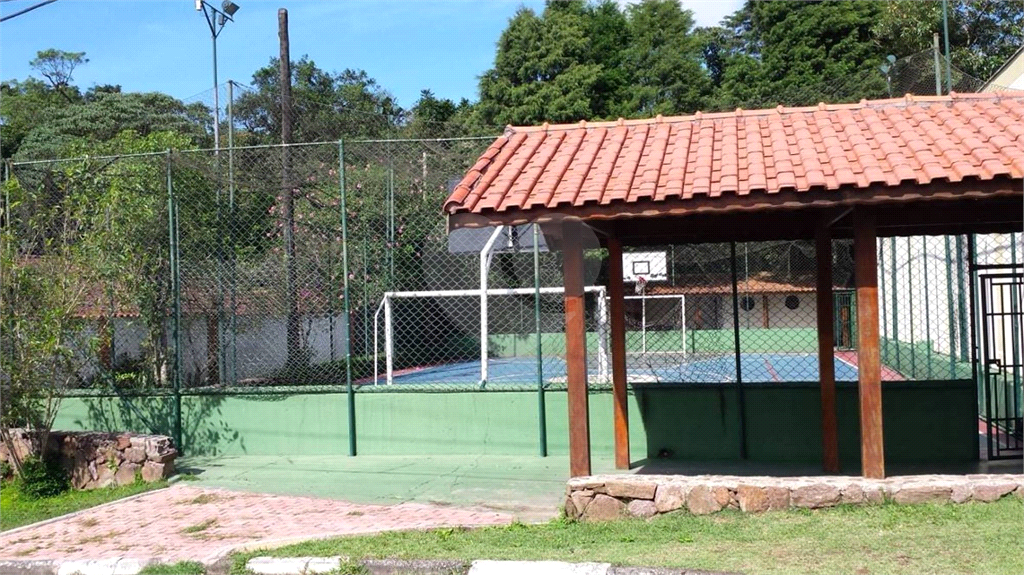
top-left (636, 380), bottom-right (978, 466)
top-left (53, 391), bottom-right (646, 459)
top-left (52, 380), bottom-right (975, 465)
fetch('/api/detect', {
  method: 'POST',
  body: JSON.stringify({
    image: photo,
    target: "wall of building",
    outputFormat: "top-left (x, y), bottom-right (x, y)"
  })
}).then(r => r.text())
top-left (635, 380), bottom-right (979, 467)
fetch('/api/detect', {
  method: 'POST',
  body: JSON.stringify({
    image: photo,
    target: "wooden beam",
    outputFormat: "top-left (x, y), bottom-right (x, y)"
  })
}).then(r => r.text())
top-left (607, 236), bottom-right (629, 469)
top-left (854, 209), bottom-right (885, 479)
top-left (562, 219), bottom-right (591, 477)
top-left (816, 221), bottom-right (840, 474)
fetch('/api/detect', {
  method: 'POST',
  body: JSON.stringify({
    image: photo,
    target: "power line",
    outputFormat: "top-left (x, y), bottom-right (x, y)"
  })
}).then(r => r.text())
top-left (0, 0), bottom-right (58, 23)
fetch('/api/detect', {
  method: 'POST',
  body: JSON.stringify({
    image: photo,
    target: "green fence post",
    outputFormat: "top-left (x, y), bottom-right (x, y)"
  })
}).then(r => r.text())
top-left (944, 236), bottom-right (957, 377)
top-left (922, 237), bottom-right (933, 379)
top-left (906, 238), bottom-right (916, 378)
top-left (956, 235), bottom-right (969, 362)
top-left (879, 241), bottom-right (888, 367)
top-left (166, 149), bottom-right (183, 452)
top-left (890, 237), bottom-right (900, 374)
top-left (729, 242), bottom-right (747, 459)
top-left (340, 140), bottom-right (356, 457)
top-left (1011, 233), bottom-right (1021, 412)
top-left (534, 224), bottom-right (547, 456)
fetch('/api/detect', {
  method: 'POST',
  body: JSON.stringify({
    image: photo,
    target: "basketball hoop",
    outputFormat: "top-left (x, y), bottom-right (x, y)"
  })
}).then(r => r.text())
top-left (634, 276), bottom-right (647, 295)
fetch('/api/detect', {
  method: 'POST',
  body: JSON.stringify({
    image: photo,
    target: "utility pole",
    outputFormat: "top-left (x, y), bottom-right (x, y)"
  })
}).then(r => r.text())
top-left (279, 8), bottom-right (300, 367)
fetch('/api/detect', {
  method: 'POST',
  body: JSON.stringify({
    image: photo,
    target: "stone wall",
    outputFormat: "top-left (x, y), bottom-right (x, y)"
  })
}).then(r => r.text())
top-left (565, 474), bottom-right (1024, 521)
top-left (0, 429), bottom-right (177, 489)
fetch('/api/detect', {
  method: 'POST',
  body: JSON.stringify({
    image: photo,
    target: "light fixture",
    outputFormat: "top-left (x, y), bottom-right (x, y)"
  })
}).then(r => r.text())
top-left (221, 1), bottom-right (239, 17)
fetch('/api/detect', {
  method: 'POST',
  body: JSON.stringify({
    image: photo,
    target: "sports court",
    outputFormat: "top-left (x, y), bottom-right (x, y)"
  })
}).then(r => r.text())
top-left (376, 351), bottom-right (876, 386)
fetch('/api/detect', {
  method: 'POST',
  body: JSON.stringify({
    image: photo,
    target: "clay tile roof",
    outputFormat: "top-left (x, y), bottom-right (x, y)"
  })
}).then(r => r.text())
top-left (444, 93), bottom-right (1024, 222)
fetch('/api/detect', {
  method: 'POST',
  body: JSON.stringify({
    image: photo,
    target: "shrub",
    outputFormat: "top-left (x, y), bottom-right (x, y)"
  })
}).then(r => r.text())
top-left (16, 456), bottom-right (70, 499)
top-left (0, 460), bottom-right (12, 480)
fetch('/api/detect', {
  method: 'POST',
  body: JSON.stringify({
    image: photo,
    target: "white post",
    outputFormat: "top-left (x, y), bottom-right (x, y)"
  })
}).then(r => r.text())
top-left (480, 226), bottom-right (504, 384)
top-left (384, 294), bottom-right (394, 385)
top-left (597, 287), bottom-right (609, 382)
top-left (680, 294), bottom-right (687, 358)
top-left (641, 294), bottom-right (647, 354)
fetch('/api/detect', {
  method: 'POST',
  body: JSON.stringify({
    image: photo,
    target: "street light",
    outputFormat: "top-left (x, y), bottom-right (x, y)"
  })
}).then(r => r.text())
top-left (196, 0), bottom-right (240, 151)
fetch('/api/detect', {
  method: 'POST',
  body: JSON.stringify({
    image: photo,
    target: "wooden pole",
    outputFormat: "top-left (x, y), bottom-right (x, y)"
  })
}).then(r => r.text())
top-left (816, 221), bottom-right (839, 473)
top-left (607, 236), bottom-right (629, 469)
top-left (279, 9), bottom-right (300, 368)
top-left (563, 219), bottom-right (591, 477)
top-left (854, 209), bottom-right (885, 479)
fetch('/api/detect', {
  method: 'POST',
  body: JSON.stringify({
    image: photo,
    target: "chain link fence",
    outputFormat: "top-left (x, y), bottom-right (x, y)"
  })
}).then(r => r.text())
top-left (3, 141), bottom-right (1020, 452)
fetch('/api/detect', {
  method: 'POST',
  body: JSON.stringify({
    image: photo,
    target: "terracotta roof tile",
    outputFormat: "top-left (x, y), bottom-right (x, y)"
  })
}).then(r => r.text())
top-left (444, 93), bottom-right (1024, 219)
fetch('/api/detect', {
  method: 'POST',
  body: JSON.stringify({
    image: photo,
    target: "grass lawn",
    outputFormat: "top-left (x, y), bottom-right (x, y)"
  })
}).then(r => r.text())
top-left (0, 478), bottom-right (168, 531)
top-left (231, 498), bottom-right (1023, 575)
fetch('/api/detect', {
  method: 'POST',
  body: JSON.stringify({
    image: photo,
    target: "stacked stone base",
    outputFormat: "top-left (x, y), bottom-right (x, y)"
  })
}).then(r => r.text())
top-left (565, 474), bottom-right (1024, 521)
top-left (1, 429), bottom-right (177, 490)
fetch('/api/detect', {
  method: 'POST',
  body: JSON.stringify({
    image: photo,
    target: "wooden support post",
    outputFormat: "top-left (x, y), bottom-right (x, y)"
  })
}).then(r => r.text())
top-left (608, 236), bottom-right (629, 469)
top-left (816, 222), bottom-right (839, 473)
top-left (563, 219), bottom-right (591, 477)
top-left (854, 210), bottom-right (885, 479)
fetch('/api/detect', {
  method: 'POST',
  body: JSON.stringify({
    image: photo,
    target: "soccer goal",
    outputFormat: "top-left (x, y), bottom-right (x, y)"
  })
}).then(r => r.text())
top-left (372, 286), bottom-right (610, 386)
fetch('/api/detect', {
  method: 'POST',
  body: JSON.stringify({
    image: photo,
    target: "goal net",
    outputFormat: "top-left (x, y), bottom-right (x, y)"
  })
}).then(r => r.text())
top-left (373, 287), bottom-right (610, 386)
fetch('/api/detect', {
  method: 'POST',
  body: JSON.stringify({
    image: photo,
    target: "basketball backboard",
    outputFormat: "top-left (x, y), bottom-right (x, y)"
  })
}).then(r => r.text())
top-left (623, 251), bottom-right (668, 283)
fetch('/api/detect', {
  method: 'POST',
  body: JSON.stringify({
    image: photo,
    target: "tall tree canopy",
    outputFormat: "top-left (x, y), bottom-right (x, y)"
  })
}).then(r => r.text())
top-left (232, 56), bottom-right (403, 144)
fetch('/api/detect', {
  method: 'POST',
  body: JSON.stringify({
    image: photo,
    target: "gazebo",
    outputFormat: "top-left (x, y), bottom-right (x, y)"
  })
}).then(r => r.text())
top-left (444, 93), bottom-right (1024, 479)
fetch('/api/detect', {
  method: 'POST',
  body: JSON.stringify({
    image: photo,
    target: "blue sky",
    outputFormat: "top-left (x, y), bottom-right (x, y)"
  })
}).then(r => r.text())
top-left (1, 0), bottom-right (742, 108)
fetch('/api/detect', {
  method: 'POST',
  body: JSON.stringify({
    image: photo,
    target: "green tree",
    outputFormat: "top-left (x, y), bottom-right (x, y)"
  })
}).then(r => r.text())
top-left (29, 49), bottom-right (87, 103)
top-left (13, 91), bottom-right (210, 161)
top-left (232, 57), bottom-right (402, 144)
top-left (621, 0), bottom-right (711, 116)
top-left (707, 1), bottom-right (889, 109)
top-left (872, 0), bottom-right (1024, 83)
top-left (476, 2), bottom-right (603, 126)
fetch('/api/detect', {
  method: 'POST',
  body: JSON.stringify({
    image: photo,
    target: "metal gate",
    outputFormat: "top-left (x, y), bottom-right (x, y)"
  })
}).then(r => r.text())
top-left (979, 271), bottom-right (1024, 460)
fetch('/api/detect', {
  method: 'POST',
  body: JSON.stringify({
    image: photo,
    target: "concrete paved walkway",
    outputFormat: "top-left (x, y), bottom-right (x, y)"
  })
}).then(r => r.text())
top-left (0, 484), bottom-right (512, 564)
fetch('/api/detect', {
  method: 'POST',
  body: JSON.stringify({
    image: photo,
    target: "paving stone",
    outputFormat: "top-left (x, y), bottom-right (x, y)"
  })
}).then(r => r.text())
top-left (141, 461), bottom-right (165, 482)
top-left (570, 490), bottom-right (595, 516)
top-left (124, 447), bottom-right (146, 464)
top-left (653, 484), bottom-right (688, 513)
top-left (626, 499), bottom-right (657, 518)
top-left (951, 483), bottom-right (972, 504)
top-left (114, 463), bottom-right (140, 486)
top-left (840, 484), bottom-right (865, 505)
top-left (686, 485), bottom-right (723, 515)
top-left (604, 480), bottom-right (657, 500)
top-left (791, 483), bottom-right (840, 509)
top-left (0, 484), bottom-right (511, 564)
top-left (971, 482), bottom-right (1018, 502)
top-left (736, 484), bottom-right (768, 513)
top-left (765, 486), bottom-right (791, 510)
top-left (583, 494), bottom-right (626, 522)
top-left (564, 496), bottom-right (579, 520)
top-left (892, 484), bottom-right (951, 505)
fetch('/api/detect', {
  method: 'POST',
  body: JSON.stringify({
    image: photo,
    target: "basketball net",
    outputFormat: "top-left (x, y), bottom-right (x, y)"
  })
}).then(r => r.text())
top-left (634, 276), bottom-right (647, 295)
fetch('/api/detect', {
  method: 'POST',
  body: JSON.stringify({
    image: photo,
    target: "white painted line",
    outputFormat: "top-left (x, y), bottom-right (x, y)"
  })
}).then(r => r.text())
top-left (469, 560), bottom-right (611, 575)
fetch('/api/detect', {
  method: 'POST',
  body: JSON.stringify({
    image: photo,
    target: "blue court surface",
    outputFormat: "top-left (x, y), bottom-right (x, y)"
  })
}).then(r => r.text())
top-left (378, 352), bottom-right (860, 386)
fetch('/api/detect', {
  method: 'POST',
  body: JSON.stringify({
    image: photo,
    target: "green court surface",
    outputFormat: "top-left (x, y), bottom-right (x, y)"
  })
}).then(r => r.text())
top-left (177, 454), bottom-right (625, 520)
